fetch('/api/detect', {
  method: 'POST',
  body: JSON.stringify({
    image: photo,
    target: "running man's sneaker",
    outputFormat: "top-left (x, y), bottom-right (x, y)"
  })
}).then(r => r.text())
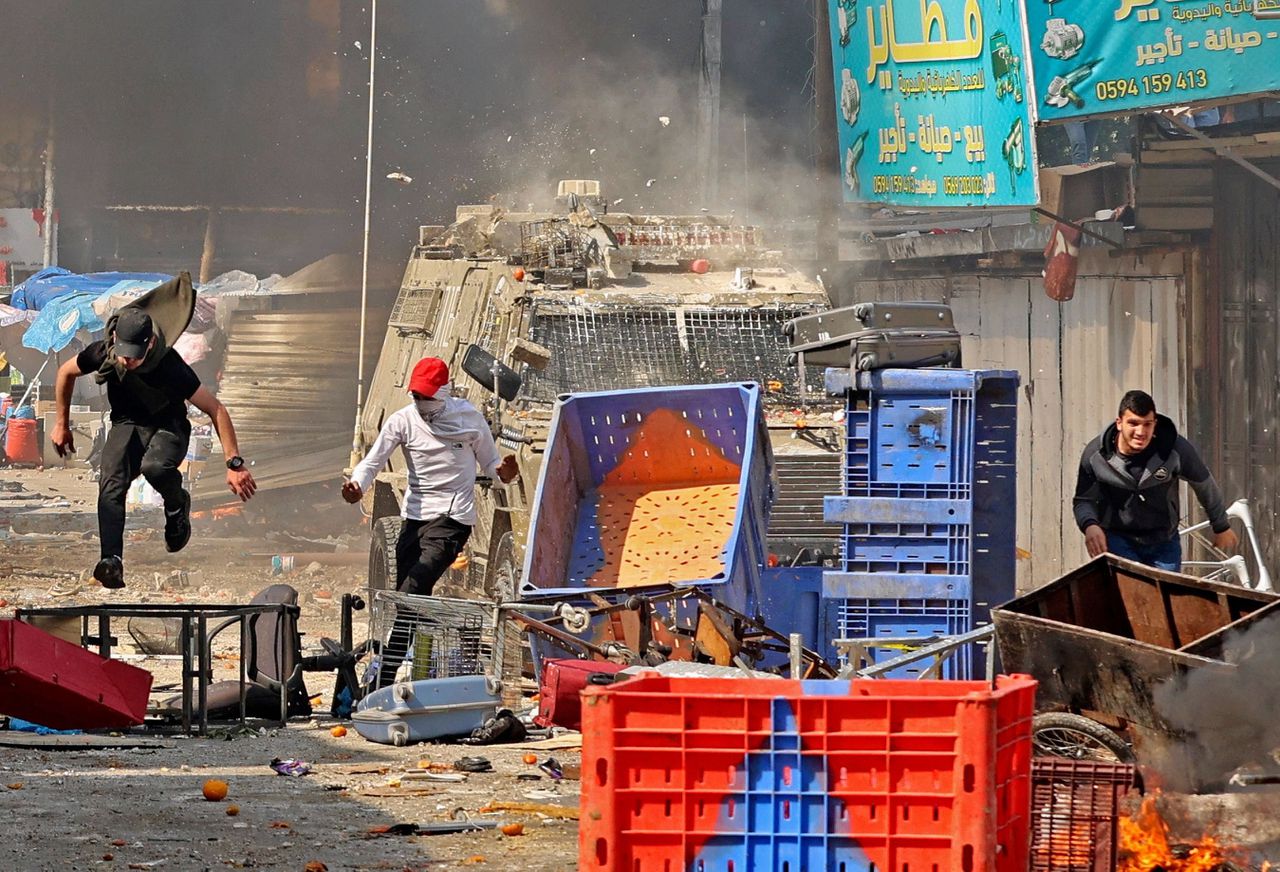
top-left (165, 489), bottom-right (192, 553)
top-left (93, 556), bottom-right (125, 589)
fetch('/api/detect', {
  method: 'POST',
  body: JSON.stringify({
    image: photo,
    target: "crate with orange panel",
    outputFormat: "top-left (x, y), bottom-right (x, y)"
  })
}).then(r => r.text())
top-left (520, 383), bottom-right (774, 617)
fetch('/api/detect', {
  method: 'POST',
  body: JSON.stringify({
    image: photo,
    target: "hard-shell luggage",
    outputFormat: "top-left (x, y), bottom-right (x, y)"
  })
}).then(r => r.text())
top-left (784, 302), bottom-right (955, 366)
top-left (0, 619), bottom-right (153, 730)
top-left (351, 675), bottom-right (499, 746)
top-left (783, 302), bottom-right (957, 366)
top-left (534, 658), bottom-right (628, 731)
top-left (851, 329), bottom-right (962, 372)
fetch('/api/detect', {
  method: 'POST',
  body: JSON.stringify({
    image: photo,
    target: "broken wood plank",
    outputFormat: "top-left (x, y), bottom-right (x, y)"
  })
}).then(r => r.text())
top-left (1136, 207), bottom-right (1214, 231)
top-left (518, 734), bottom-right (583, 751)
top-left (479, 801), bottom-right (579, 820)
top-left (353, 787), bottom-right (438, 798)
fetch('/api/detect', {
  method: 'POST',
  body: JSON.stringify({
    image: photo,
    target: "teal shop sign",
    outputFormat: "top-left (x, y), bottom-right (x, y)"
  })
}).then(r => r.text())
top-left (1028, 0), bottom-right (1280, 121)
top-left (828, 0), bottom-right (1040, 207)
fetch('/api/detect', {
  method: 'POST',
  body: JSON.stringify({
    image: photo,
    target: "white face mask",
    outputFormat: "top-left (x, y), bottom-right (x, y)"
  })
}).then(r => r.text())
top-left (415, 397), bottom-right (446, 421)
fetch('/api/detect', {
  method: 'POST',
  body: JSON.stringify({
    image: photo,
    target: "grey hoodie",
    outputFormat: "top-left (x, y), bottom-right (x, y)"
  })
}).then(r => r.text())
top-left (1073, 414), bottom-right (1229, 546)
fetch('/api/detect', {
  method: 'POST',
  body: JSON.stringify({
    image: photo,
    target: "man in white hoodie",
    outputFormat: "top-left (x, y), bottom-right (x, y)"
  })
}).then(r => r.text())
top-left (342, 357), bottom-right (517, 684)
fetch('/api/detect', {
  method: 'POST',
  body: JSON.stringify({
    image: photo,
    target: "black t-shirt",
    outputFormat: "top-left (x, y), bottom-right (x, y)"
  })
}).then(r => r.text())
top-left (76, 340), bottom-right (201, 426)
top-left (1119, 445), bottom-right (1154, 484)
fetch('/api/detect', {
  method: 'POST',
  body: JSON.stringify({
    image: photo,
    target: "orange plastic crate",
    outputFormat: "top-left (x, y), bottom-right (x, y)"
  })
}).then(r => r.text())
top-left (1029, 758), bottom-right (1136, 872)
top-left (580, 674), bottom-right (1036, 872)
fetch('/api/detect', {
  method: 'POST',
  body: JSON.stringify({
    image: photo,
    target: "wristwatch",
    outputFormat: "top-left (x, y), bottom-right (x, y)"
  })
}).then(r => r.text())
top-left (226, 456), bottom-right (246, 471)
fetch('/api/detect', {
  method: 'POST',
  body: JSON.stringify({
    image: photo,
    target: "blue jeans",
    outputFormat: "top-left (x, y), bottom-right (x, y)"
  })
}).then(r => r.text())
top-left (1106, 533), bottom-right (1182, 572)
top-left (1064, 121), bottom-right (1101, 164)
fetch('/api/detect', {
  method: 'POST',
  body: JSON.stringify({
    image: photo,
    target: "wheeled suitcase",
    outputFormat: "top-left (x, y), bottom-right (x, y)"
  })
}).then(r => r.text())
top-left (778, 302), bottom-right (952, 363)
top-left (784, 302), bottom-right (954, 366)
top-left (851, 329), bottom-right (962, 371)
top-left (534, 658), bottom-right (628, 731)
top-left (351, 675), bottom-right (500, 746)
top-left (0, 619), bottom-right (154, 730)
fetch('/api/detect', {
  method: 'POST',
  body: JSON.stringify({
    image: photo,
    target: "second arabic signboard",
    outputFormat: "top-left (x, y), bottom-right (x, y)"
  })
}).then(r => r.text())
top-left (1029, 0), bottom-right (1280, 122)
top-left (828, 0), bottom-right (1040, 207)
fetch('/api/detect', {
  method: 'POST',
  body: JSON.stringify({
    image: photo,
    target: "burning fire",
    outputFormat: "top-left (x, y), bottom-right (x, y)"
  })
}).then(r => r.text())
top-left (1117, 796), bottom-right (1235, 872)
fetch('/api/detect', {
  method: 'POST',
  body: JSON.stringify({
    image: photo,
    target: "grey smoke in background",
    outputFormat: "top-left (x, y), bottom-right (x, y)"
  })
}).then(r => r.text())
top-left (1, 0), bottom-right (824, 273)
top-left (1152, 611), bottom-right (1280, 789)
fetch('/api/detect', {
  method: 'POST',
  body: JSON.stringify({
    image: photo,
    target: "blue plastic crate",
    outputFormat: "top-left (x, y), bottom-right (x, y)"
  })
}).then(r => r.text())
top-left (822, 594), bottom-right (974, 679)
top-left (830, 369), bottom-right (1018, 500)
top-left (520, 383), bottom-right (773, 616)
top-left (818, 573), bottom-right (976, 679)
top-left (839, 520), bottom-right (971, 575)
top-left (824, 369), bottom-right (1019, 634)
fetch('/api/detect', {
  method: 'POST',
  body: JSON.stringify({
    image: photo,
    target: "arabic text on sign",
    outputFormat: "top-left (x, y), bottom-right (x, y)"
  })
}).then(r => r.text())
top-left (866, 0), bottom-right (986, 83)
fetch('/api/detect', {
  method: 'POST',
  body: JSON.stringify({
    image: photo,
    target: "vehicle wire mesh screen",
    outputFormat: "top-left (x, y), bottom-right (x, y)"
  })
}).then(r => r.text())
top-left (521, 302), bottom-right (824, 403)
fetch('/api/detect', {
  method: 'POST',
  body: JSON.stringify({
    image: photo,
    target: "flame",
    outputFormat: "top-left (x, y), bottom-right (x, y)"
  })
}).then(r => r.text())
top-left (1117, 796), bottom-right (1233, 872)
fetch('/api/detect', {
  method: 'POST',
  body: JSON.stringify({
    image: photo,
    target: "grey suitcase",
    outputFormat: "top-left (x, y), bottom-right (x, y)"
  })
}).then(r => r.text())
top-left (784, 302), bottom-right (954, 366)
top-left (851, 329), bottom-right (962, 372)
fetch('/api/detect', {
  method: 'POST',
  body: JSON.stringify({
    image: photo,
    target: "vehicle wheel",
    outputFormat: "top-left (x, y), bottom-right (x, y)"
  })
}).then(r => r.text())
top-left (368, 516), bottom-right (403, 593)
top-left (485, 532), bottom-right (518, 603)
top-left (1032, 712), bottom-right (1136, 763)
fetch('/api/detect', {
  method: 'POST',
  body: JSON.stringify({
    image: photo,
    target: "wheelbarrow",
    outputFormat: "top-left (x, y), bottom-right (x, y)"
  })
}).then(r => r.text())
top-left (992, 553), bottom-right (1280, 792)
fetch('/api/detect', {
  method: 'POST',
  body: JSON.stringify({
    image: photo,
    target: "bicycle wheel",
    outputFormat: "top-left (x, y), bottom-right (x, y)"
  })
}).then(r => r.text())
top-left (1032, 712), bottom-right (1136, 763)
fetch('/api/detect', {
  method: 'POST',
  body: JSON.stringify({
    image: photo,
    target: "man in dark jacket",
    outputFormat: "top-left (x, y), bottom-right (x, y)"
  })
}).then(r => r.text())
top-left (1073, 390), bottom-right (1236, 570)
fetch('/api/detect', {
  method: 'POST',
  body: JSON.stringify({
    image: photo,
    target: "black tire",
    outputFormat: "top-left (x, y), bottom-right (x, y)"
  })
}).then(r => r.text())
top-left (1032, 712), bottom-right (1136, 764)
top-left (368, 516), bottom-right (403, 593)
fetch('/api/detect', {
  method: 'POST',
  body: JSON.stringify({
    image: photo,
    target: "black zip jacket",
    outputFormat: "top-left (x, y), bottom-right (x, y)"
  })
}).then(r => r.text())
top-left (1073, 414), bottom-right (1230, 546)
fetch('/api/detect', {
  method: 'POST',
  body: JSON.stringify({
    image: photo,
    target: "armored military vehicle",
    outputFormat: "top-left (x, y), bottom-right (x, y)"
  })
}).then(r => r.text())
top-left (358, 180), bottom-right (842, 600)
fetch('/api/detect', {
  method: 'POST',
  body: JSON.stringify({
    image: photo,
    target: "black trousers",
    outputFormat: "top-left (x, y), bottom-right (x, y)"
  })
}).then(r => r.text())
top-left (98, 420), bottom-right (189, 560)
top-left (379, 516), bottom-right (472, 685)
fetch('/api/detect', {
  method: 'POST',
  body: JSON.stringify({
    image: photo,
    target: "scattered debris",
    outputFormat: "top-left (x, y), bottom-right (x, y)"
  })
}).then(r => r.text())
top-left (479, 801), bottom-right (579, 821)
top-left (269, 758), bottom-right (312, 777)
top-left (453, 756), bottom-right (493, 773)
top-left (461, 709), bottom-right (526, 746)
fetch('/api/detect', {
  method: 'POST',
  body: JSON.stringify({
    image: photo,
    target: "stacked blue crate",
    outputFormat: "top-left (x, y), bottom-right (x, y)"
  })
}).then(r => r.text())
top-left (820, 368), bottom-right (1019, 678)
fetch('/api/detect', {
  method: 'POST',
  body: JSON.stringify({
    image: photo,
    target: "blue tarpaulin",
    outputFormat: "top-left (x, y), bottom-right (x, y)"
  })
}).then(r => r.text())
top-left (10, 267), bottom-right (172, 312)
top-left (21, 293), bottom-right (104, 354)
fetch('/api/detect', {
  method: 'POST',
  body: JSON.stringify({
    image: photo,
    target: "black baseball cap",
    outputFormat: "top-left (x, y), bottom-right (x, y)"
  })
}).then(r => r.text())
top-left (113, 308), bottom-right (154, 359)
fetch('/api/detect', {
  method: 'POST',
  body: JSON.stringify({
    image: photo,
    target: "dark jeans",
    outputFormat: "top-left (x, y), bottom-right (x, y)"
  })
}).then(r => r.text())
top-left (98, 420), bottom-right (190, 561)
top-left (1107, 532), bottom-right (1182, 572)
top-left (379, 516), bottom-right (472, 685)
top-left (1064, 120), bottom-right (1101, 164)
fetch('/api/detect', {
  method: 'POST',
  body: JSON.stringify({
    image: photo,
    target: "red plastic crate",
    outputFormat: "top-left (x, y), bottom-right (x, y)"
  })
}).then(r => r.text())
top-left (0, 619), bottom-right (153, 729)
top-left (1029, 758), bottom-right (1136, 872)
top-left (579, 673), bottom-right (1036, 872)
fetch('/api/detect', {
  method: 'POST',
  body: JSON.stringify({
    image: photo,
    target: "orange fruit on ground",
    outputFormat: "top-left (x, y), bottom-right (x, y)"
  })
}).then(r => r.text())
top-left (226, 805), bottom-right (240, 816)
top-left (500, 823), bottom-right (525, 836)
top-left (522, 753), bottom-right (538, 765)
top-left (202, 779), bottom-right (229, 802)
top-left (330, 725), bottom-right (347, 738)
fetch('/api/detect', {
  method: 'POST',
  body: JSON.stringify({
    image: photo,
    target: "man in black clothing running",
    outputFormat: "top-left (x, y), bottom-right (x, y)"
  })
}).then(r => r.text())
top-left (1073, 389), bottom-right (1236, 571)
top-left (51, 307), bottom-right (256, 589)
